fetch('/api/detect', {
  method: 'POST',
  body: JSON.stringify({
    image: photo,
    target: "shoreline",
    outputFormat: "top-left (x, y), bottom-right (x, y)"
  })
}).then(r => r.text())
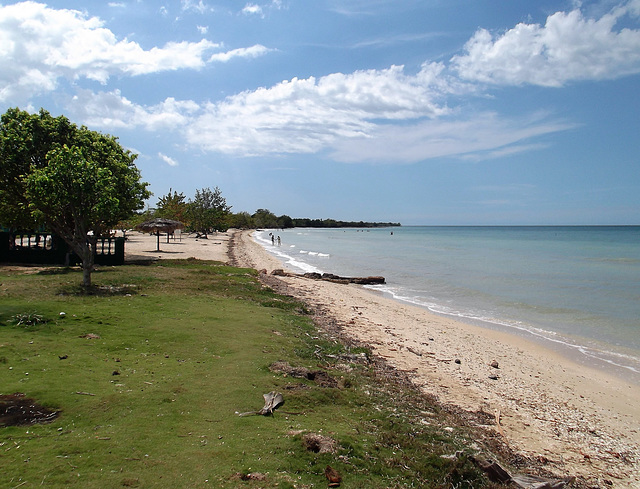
top-left (124, 229), bottom-right (639, 487)
top-left (253, 227), bottom-right (640, 387)
top-left (383, 288), bottom-right (640, 388)
top-left (229, 229), bottom-right (640, 488)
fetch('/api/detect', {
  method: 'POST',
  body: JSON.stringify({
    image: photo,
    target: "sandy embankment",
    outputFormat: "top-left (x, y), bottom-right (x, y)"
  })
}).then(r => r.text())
top-left (126, 229), bottom-right (640, 487)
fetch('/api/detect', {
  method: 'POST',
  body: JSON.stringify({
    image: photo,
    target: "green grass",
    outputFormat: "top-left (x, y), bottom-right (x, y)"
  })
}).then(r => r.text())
top-left (0, 260), bottom-right (495, 488)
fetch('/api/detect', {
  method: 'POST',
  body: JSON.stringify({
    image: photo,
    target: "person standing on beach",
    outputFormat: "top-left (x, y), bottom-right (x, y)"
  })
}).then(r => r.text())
top-left (277, 236), bottom-right (281, 246)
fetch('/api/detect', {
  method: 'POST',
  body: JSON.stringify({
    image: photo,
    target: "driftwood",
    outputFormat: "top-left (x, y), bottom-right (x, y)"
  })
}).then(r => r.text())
top-left (271, 269), bottom-right (385, 285)
top-left (470, 456), bottom-right (574, 489)
top-left (238, 391), bottom-right (284, 417)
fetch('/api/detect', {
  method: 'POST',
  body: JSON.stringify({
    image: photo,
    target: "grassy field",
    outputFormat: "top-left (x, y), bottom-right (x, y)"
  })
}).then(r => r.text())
top-left (1, 260), bottom-right (497, 488)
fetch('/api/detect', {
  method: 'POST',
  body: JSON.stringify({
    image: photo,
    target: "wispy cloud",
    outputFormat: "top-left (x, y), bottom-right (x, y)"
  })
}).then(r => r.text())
top-left (241, 1), bottom-right (284, 18)
top-left (329, 113), bottom-right (577, 164)
top-left (66, 73), bottom-right (574, 165)
top-left (208, 45), bottom-right (273, 62)
top-left (181, 0), bottom-right (212, 14)
top-left (352, 32), bottom-right (448, 49)
top-left (242, 4), bottom-right (263, 17)
top-left (158, 153), bottom-right (179, 167)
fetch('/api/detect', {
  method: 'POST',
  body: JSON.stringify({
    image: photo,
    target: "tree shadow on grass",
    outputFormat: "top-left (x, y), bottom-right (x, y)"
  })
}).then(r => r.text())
top-left (37, 267), bottom-right (75, 276)
top-left (57, 283), bottom-right (140, 296)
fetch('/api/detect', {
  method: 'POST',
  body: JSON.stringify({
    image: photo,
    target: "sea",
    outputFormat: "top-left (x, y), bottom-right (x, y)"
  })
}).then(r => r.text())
top-left (254, 226), bottom-right (640, 384)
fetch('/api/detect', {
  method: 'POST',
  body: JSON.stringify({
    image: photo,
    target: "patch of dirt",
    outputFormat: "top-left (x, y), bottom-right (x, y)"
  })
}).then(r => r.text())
top-left (0, 393), bottom-right (59, 426)
top-left (302, 433), bottom-right (338, 454)
top-left (269, 360), bottom-right (339, 387)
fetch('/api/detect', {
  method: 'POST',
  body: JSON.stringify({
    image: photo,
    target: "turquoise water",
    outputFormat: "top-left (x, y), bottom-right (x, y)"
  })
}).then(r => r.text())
top-left (255, 226), bottom-right (640, 382)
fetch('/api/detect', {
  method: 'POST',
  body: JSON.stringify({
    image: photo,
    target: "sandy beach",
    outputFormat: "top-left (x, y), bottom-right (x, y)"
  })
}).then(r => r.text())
top-left (123, 230), bottom-right (230, 263)
top-left (127, 229), bottom-right (639, 487)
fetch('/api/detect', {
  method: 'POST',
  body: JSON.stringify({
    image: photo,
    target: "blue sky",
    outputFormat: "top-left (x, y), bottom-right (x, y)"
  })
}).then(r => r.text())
top-left (1, 0), bottom-right (639, 225)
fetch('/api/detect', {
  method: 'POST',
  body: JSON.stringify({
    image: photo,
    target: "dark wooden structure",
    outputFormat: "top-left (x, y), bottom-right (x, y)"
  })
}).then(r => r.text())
top-left (0, 232), bottom-right (125, 266)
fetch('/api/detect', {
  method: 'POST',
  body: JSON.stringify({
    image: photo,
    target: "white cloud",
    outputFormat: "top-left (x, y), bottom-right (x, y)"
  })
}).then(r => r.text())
top-left (0, 2), bottom-right (273, 105)
top-left (0, 2), bottom-right (224, 103)
top-left (67, 89), bottom-right (200, 131)
top-left (197, 25), bottom-right (208, 34)
top-left (183, 63), bottom-right (456, 156)
top-left (208, 44), bottom-right (273, 62)
top-left (158, 153), bottom-right (179, 166)
top-left (452, 2), bottom-right (640, 86)
top-left (181, 0), bottom-right (212, 14)
top-left (242, 4), bottom-right (263, 17)
top-left (66, 63), bottom-right (571, 164)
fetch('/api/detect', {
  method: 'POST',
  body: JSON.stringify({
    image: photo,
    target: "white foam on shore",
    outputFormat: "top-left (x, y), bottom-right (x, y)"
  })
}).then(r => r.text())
top-left (254, 228), bottom-right (640, 382)
top-left (374, 282), bottom-right (640, 378)
top-left (254, 231), bottom-right (322, 274)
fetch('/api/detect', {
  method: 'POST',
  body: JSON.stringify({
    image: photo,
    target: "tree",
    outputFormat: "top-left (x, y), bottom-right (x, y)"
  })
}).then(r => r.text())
top-left (187, 187), bottom-right (231, 237)
top-left (156, 188), bottom-right (188, 223)
top-left (0, 108), bottom-right (150, 287)
top-left (252, 209), bottom-right (278, 228)
top-left (229, 211), bottom-right (254, 229)
top-left (276, 214), bottom-right (294, 229)
top-left (0, 107), bottom-right (78, 230)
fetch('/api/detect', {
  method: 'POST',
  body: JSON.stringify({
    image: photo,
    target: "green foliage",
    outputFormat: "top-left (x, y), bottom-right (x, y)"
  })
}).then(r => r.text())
top-left (0, 261), bottom-right (495, 488)
top-left (187, 186), bottom-right (232, 236)
top-left (156, 188), bottom-right (188, 223)
top-left (228, 211), bottom-right (254, 229)
top-left (292, 218), bottom-right (401, 228)
top-left (115, 211), bottom-right (150, 235)
top-left (0, 107), bottom-right (150, 286)
top-left (252, 208), bottom-right (278, 228)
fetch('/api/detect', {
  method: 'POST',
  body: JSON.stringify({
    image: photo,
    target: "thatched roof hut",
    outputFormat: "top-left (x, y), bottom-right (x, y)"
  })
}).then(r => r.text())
top-left (136, 218), bottom-right (184, 251)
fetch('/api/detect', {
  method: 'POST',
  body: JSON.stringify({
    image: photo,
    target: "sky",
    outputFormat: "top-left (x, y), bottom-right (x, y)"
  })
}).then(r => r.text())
top-left (1, 0), bottom-right (639, 225)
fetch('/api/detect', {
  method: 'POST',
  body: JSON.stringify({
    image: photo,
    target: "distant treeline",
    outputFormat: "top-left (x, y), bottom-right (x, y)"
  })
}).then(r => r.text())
top-left (120, 193), bottom-right (401, 233)
top-left (291, 218), bottom-right (401, 228)
top-left (232, 209), bottom-right (400, 229)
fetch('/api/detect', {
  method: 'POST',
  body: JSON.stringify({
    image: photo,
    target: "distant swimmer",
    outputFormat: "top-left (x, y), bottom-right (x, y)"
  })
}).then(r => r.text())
top-left (271, 235), bottom-right (275, 245)
top-left (277, 236), bottom-right (281, 246)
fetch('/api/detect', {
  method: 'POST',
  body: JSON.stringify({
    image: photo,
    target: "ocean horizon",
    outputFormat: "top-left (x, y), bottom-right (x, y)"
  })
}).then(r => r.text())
top-left (255, 225), bottom-right (640, 385)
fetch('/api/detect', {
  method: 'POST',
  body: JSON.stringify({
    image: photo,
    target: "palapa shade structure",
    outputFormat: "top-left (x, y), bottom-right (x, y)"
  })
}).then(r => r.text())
top-left (136, 218), bottom-right (184, 251)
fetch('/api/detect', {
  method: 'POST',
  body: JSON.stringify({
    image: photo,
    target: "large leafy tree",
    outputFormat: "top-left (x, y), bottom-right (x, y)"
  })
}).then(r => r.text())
top-left (0, 108), bottom-right (150, 287)
top-left (187, 187), bottom-right (231, 237)
top-left (0, 108), bottom-right (78, 230)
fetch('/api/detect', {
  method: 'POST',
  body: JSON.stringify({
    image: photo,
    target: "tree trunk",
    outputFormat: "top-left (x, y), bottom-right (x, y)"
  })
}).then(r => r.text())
top-left (80, 238), bottom-right (96, 288)
top-left (68, 237), bottom-right (95, 288)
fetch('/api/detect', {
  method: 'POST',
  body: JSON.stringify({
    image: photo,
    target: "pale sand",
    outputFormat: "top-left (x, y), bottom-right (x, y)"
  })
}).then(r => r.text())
top-left (123, 230), bottom-right (230, 263)
top-left (126, 229), bottom-right (640, 487)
